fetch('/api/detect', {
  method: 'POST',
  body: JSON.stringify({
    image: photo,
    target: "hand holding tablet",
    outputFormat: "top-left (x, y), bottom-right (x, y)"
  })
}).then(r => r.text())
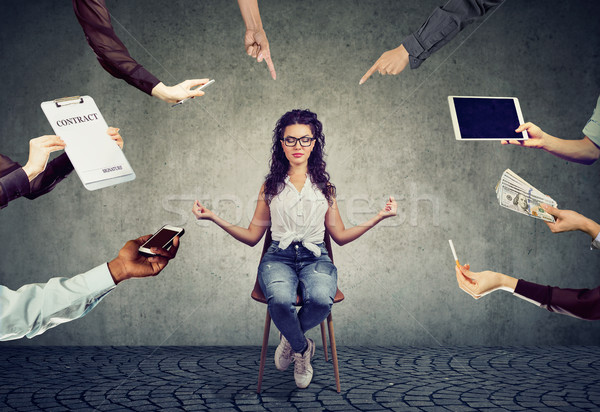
top-left (448, 96), bottom-right (529, 141)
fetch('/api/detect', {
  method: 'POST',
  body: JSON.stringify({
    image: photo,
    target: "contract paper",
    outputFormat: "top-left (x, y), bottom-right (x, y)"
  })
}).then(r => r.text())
top-left (41, 96), bottom-right (135, 190)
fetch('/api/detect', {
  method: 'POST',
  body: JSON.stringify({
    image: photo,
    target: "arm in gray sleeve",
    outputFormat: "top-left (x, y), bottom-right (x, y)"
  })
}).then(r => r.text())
top-left (592, 232), bottom-right (600, 250)
top-left (402, 0), bottom-right (505, 69)
top-left (582, 96), bottom-right (600, 148)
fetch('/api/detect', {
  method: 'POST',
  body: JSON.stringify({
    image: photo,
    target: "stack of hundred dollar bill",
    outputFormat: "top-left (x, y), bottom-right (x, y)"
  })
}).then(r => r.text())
top-left (495, 169), bottom-right (557, 222)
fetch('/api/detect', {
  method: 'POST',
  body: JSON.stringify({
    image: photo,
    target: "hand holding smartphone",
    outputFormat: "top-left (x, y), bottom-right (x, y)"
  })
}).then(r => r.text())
top-left (139, 225), bottom-right (185, 256)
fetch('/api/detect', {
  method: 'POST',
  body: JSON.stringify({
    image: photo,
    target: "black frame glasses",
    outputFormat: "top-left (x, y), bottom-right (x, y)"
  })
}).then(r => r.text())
top-left (281, 136), bottom-right (316, 147)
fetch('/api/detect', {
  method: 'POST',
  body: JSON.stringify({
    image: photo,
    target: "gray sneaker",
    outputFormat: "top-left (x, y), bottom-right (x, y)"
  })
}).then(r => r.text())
top-left (274, 332), bottom-right (293, 371)
top-left (293, 338), bottom-right (315, 388)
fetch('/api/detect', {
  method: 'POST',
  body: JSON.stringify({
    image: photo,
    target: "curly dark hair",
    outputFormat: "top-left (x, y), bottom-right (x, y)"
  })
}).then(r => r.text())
top-left (264, 109), bottom-right (336, 205)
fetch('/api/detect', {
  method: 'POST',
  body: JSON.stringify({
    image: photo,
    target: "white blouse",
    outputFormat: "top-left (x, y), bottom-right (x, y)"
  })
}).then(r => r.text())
top-left (269, 174), bottom-right (329, 257)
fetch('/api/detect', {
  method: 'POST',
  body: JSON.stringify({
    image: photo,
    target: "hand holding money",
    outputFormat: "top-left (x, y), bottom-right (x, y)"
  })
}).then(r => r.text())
top-left (495, 169), bottom-right (557, 222)
top-left (541, 204), bottom-right (600, 238)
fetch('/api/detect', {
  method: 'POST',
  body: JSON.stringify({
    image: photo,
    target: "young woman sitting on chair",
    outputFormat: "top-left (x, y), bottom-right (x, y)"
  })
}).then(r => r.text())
top-left (192, 109), bottom-right (397, 388)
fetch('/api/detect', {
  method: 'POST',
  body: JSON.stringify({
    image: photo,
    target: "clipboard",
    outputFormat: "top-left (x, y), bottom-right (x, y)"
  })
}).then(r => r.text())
top-left (40, 96), bottom-right (135, 190)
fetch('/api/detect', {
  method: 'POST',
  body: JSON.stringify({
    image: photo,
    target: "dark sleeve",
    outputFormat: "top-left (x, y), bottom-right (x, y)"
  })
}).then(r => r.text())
top-left (514, 279), bottom-right (600, 321)
top-left (25, 154), bottom-right (75, 201)
top-left (401, 0), bottom-right (505, 69)
top-left (0, 154), bottom-right (30, 209)
top-left (72, 0), bottom-right (161, 95)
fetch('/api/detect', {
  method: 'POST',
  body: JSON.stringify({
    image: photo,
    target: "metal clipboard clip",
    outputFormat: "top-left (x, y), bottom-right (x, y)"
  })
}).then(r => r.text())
top-left (54, 96), bottom-right (84, 108)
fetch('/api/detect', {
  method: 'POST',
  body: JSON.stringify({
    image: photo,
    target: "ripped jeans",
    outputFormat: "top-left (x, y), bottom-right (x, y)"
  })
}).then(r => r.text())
top-left (258, 241), bottom-right (338, 353)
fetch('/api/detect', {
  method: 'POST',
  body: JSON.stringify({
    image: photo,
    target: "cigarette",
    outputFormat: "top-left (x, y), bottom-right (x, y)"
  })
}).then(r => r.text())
top-left (448, 239), bottom-right (460, 267)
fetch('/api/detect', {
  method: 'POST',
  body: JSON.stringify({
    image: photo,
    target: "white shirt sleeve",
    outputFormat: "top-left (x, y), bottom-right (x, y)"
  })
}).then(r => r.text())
top-left (592, 232), bottom-right (600, 250)
top-left (0, 263), bottom-right (116, 341)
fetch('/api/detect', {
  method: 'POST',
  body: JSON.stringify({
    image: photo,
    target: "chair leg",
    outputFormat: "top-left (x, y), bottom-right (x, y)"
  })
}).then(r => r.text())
top-left (327, 312), bottom-right (341, 393)
top-left (320, 321), bottom-right (329, 362)
top-left (257, 309), bottom-right (271, 394)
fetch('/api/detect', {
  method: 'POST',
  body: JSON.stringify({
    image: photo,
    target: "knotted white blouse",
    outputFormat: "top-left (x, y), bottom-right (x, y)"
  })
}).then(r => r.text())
top-left (269, 174), bottom-right (329, 257)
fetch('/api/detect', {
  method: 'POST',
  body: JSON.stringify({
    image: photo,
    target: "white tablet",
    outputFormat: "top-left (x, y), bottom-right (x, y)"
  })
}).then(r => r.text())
top-left (448, 96), bottom-right (528, 141)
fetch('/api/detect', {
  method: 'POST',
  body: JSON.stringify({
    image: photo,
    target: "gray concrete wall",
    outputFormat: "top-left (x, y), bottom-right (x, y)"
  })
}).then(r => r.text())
top-left (1, 0), bottom-right (599, 347)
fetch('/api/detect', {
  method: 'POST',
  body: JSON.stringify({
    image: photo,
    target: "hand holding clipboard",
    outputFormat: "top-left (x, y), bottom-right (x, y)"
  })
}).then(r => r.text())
top-left (41, 96), bottom-right (135, 191)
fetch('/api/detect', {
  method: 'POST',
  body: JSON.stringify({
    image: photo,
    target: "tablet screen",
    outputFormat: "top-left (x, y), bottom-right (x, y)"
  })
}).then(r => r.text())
top-left (453, 97), bottom-right (523, 139)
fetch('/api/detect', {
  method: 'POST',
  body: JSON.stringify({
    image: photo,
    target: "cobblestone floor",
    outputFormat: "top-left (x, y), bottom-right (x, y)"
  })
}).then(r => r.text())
top-left (0, 346), bottom-right (599, 411)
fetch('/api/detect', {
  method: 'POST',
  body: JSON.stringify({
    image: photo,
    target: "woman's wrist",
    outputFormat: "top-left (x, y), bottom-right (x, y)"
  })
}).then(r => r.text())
top-left (500, 273), bottom-right (518, 292)
top-left (150, 82), bottom-right (168, 101)
top-left (21, 163), bottom-right (39, 182)
top-left (373, 213), bottom-right (386, 225)
top-left (212, 214), bottom-right (229, 227)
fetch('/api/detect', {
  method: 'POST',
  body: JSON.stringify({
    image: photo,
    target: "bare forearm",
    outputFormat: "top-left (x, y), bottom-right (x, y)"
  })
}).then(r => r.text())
top-left (581, 218), bottom-right (600, 239)
top-left (211, 215), bottom-right (263, 246)
top-left (543, 134), bottom-right (600, 165)
top-left (237, 0), bottom-right (262, 30)
top-left (332, 214), bottom-right (382, 246)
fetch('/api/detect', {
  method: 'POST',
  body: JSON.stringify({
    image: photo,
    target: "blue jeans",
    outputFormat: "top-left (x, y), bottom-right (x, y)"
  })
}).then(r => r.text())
top-left (258, 241), bottom-right (338, 353)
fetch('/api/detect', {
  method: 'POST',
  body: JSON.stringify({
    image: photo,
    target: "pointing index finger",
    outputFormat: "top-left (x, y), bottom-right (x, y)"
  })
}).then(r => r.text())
top-left (264, 53), bottom-right (277, 80)
top-left (360, 61), bottom-right (379, 85)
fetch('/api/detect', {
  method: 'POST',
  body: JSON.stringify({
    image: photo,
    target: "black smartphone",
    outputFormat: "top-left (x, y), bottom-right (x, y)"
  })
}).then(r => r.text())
top-left (138, 225), bottom-right (185, 256)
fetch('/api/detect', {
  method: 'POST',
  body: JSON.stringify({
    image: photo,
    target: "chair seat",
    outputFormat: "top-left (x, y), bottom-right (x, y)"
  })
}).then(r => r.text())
top-left (251, 278), bottom-right (345, 305)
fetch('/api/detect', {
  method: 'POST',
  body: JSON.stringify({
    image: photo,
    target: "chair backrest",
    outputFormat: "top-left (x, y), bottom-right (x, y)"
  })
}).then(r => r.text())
top-left (252, 229), bottom-right (344, 304)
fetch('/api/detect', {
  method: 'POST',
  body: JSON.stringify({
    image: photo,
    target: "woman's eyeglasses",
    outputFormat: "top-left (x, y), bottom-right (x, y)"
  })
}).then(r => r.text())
top-left (281, 136), bottom-right (315, 147)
